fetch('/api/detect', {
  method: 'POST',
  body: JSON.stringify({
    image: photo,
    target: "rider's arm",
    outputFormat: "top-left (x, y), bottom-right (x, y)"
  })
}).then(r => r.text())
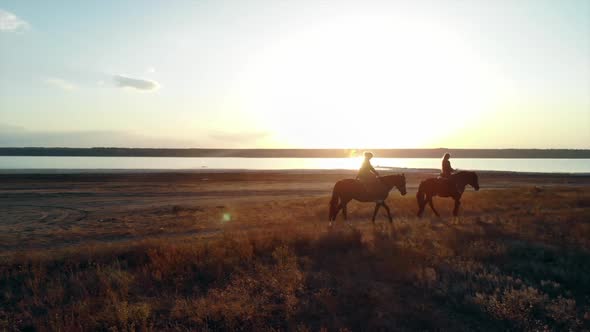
top-left (443, 160), bottom-right (452, 173)
top-left (369, 164), bottom-right (379, 176)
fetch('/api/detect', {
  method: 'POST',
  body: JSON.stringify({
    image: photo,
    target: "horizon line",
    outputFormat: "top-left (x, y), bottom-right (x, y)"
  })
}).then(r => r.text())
top-left (2, 147), bottom-right (590, 150)
top-left (1, 147), bottom-right (589, 159)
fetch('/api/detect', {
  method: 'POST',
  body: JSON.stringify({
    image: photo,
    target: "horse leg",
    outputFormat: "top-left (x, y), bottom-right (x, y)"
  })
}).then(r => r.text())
top-left (382, 202), bottom-right (393, 223)
top-left (453, 197), bottom-right (461, 216)
top-left (417, 200), bottom-right (425, 218)
top-left (417, 190), bottom-right (426, 218)
top-left (331, 203), bottom-right (343, 222)
top-left (427, 196), bottom-right (440, 217)
top-left (372, 203), bottom-right (381, 223)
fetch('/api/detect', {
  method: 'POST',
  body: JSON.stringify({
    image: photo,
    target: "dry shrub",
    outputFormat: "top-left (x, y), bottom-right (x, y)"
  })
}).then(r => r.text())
top-left (472, 287), bottom-right (548, 330)
top-left (546, 296), bottom-right (580, 328)
top-left (171, 245), bottom-right (303, 330)
top-left (2, 187), bottom-right (590, 330)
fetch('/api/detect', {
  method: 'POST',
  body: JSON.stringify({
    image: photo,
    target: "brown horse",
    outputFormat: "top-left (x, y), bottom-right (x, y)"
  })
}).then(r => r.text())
top-left (416, 171), bottom-right (479, 217)
top-left (329, 174), bottom-right (407, 224)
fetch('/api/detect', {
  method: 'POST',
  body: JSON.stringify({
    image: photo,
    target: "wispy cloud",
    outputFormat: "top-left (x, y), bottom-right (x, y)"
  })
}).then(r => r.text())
top-left (0, 123), bottom-right (25, 133)
top-left (0, 125), bottom-right (194, 148)
top-left (0, 9), bottom-right (30, 32)
top-left (113, 75), bottom-right (160, 91)
top-left (209, 131), bottom-right (270, 142)
top-left (44, 78), bottom-right (77, 91)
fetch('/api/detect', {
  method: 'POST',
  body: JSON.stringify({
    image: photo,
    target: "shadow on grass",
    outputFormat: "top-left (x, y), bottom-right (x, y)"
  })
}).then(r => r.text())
top-left (1, 213), bottom-right (590, 330)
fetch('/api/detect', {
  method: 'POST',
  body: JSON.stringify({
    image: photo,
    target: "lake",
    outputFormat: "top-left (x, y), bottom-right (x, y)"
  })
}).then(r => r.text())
top-left (0, 157), bottom-right (589, 173)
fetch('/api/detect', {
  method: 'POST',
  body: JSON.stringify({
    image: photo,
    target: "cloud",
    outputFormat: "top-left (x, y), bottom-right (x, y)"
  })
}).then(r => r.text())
top-left (113, 75), bottom-right (160, 91)
top-left (0, 123), bottom-right (25, 132)
top-left (0, 124), bottom-right (274, 148)
top-left (44, 78), bottom-right (77, 91)
top-left (0, 125), bottom-right (194, 148)
top-left (209, 131), bottom-right (270, 143)
top-left (0, 9), bottom-right (30, 32)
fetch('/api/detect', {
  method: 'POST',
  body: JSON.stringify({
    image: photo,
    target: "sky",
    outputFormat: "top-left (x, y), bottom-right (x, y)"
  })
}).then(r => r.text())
top-left (0, 0), bottom-right (589, 149)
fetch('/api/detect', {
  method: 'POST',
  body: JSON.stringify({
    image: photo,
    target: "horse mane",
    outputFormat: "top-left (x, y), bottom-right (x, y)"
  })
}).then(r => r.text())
top-left (379, 173), bottom-right (405, 181)
top-left (453, 170), bottom-right (478, 183)
top-left (453, 170), bottom-right (475, 176)
top-left (378, 173), bottom-right (405, 185)
top-left (380, 173), bottom-right (403, 178)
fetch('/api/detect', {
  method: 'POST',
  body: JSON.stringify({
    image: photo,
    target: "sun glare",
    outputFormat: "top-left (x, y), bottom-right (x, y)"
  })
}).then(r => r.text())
top-left (235, 15), bottom-right (504, 148)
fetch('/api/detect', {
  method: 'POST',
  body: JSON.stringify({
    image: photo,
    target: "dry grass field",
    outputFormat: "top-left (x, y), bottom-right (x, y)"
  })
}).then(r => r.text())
top-left (1, 171), bottom-right (589, 330)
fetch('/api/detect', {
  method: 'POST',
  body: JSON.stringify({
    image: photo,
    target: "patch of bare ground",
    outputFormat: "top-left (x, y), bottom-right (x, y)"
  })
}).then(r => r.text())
top-left (0, 171), bottom-right (589, 330)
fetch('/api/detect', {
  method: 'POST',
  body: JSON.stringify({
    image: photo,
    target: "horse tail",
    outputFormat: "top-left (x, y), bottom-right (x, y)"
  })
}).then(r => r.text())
top-left (416, 182), bottom-right (426, 210)
top-left (329, 183), bottom-right (340, 221)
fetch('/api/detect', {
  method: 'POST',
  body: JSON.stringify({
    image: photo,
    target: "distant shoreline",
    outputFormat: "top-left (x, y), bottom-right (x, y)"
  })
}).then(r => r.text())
top-left (1, 168), bottom-right (589, 177)
top-left (1, 147), bottom-right (589, 158)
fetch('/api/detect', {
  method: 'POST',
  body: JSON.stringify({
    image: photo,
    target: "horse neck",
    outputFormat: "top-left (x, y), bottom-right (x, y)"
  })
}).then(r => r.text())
top-left (381, 175), bottom-right (401, 190)
top-left (453, 172), bottom-right (472, 187)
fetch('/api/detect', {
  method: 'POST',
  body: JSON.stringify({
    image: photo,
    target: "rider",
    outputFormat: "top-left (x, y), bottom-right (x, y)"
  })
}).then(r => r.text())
top-left (356, 151), bottom-right (381, 193)
top-left (441, 152), bottom-right (459, 193)
top-left (441, 153), bottom-right (455, 178)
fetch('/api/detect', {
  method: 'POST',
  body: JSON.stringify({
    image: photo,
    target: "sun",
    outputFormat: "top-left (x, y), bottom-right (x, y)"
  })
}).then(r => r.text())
top-left (234, 14), bottom-right (503, 148)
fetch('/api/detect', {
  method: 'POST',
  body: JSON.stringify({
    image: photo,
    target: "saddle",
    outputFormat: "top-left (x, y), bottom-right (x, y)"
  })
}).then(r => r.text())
top-left (437, 177), bottom-right (461, 195)
top-left (358, 178), bottom-right (386, 198)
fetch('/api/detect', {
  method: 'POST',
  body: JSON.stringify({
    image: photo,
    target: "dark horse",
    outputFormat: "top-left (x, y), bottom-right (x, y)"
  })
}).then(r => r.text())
top-left (416, 171), bottom-right (479, 217)
top-left (329, 174), bottom-right (407, 224)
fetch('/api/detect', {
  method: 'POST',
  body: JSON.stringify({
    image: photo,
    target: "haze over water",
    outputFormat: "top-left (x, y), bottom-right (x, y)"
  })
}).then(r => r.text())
top-left (1, 157), bottom-right (588, 173)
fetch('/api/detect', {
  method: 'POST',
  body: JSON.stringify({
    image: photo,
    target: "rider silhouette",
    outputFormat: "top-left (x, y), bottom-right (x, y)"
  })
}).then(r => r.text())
top-left (357, 151), bottom-right (381, 194)
top-left (441, 153), bottom-right (455, 178)
top-left (441, 153), bottom-right (459, 194)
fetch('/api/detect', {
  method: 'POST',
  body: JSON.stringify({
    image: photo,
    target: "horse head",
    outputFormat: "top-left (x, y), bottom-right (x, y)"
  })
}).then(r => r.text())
top-left (394, 173), bottom-right (407, 195)
top-left (452, 171), bottom-right (479, 191)
top-left (400, 173), bottom-right (407, 195)
top-left (380, 174), bottom-right (407, 195)
top-left (467, 171), bottom-right (480, 191)
top-left (471, 172), bottom-right (479, 191)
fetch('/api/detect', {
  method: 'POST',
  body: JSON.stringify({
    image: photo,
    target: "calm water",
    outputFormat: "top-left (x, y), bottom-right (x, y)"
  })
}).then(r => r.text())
top-left (0, 157), bottom-right (589, 173)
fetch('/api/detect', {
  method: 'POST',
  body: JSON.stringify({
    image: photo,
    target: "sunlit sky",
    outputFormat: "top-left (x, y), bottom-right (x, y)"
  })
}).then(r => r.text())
top-left (1, 0), bottom-right (589, 148)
